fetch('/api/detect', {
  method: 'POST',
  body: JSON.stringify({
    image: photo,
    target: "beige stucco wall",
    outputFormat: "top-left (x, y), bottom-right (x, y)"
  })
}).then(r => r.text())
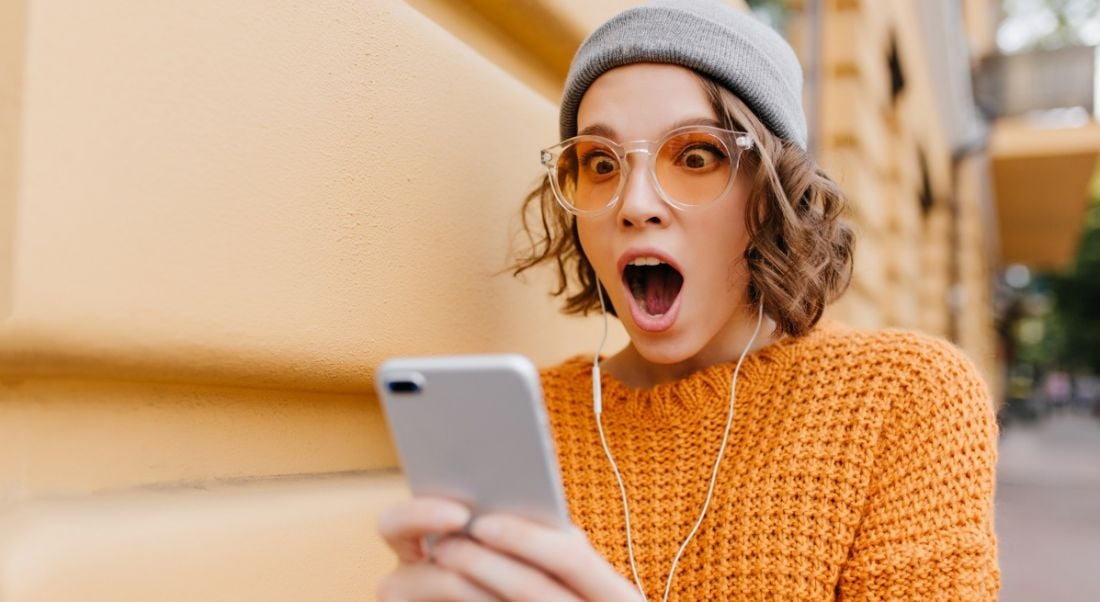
top-left (0, 0), bottom-right (23, 322)
top-left (0, 0), bottom-right (632, 599)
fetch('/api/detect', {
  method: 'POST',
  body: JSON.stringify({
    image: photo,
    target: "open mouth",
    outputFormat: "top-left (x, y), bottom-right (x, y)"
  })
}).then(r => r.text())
top-left (622, 258), bottom-right (684, 317)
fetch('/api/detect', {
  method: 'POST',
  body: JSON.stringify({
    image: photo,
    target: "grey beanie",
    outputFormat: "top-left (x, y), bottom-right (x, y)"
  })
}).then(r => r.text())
top-left (559, 0), bottom-right (807, 149)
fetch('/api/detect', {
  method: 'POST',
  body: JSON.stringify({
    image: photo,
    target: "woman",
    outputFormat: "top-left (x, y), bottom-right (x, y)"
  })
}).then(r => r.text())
top-left (377, 1), bottom-right (999, 599)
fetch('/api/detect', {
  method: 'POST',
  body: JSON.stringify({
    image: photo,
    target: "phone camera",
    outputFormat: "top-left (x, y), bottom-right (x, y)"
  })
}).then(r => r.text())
top-left (387, 380), bottom-right (421, 394)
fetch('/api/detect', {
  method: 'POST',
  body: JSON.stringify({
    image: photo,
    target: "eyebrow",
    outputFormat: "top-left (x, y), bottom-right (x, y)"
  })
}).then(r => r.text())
top-left (577, 116), bottom-right (724, 139)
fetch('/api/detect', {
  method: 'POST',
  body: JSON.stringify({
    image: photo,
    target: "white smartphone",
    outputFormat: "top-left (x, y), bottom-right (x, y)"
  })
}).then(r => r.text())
top-left (375, 354), bottom-right (570, 528)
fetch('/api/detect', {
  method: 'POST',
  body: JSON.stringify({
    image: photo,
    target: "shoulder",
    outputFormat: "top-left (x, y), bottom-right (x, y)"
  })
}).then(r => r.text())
top-left (825, 323), bottom-right (993, 436)
top-left (804, 320), bottom-right (987, 392)
top-left (797, 321), bottom-right (992, 424)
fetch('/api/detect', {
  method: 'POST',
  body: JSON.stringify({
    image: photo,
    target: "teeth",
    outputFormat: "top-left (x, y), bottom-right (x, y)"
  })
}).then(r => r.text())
top-left (629, 256), bottom-right (665, 267)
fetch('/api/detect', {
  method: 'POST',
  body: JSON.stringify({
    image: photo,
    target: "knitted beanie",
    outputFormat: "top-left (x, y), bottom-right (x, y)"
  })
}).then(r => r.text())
top-left (559, 0), bottom-right (807, 149)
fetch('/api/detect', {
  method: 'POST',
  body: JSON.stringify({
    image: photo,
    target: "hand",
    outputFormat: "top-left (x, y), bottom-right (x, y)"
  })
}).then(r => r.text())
top-left (376, 497), bottom-right (642, 601)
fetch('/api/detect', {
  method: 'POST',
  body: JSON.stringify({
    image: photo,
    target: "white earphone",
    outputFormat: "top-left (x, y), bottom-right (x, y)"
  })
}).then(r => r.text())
top-left (593, 285), bottom-right (765, 602)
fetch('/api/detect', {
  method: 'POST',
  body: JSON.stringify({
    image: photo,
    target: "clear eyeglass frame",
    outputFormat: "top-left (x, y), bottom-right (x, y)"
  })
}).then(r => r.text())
top-left (539, 124), bottom-right (755, 217)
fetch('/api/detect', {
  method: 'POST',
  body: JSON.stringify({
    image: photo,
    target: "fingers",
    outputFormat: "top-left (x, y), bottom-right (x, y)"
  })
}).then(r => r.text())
top-left (433, 536), bottom-right (581, 602)
top-left (377, 501), bottom-right (639, 601)
top-left (470, 515), bottom-right (642, 601)
top-left (377, 497), bottom-right (471, 563)
top-left (378, 562), bottom-right (502, 602)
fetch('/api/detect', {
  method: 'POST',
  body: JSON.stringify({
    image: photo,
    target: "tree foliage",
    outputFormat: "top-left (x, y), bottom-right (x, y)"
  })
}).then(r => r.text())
top-left (1050, 198), bottom-right (1100, 371)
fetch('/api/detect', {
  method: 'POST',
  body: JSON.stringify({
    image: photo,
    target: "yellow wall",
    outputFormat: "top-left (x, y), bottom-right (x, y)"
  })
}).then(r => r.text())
top-left (0, 1), bottom-right (633, 598)
top-left (0, 0), bottom-right (24, 321)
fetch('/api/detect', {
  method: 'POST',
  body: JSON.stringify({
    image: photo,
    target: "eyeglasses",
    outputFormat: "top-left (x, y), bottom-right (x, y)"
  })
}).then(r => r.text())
top-left (539, 125), bottom-right (754, 216)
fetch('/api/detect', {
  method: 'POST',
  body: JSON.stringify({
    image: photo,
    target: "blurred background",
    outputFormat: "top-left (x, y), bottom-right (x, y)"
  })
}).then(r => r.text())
top-left (0, 0), bottom-right (1097, 599)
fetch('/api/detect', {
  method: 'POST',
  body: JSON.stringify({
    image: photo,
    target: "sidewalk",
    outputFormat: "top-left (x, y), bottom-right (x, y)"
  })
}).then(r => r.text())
top-left (996, 412), bottom-right (1100, 601)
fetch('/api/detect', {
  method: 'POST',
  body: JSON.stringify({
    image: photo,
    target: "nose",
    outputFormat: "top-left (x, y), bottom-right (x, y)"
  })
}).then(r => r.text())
top-left (616, 151), bottom-right (671, 229)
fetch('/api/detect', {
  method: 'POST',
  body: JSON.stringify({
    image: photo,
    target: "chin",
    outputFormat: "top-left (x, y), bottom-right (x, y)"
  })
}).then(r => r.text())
top-left (627, 327), bottom-right (704, 366)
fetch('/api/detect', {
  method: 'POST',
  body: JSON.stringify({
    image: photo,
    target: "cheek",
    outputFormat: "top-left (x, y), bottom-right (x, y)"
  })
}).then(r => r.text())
top-left (692, 201), bottom-right (750, 293)
top-left (576, 221), bottom-right (623, 313)
top-left (575, 219), bottom-right (613, 272)
top-left (726, 253), bottom-right (747, 292)
top-left (575, 220), bottom-right (594, 260)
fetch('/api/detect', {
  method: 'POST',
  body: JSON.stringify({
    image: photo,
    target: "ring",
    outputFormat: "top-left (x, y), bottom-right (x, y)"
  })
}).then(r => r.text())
top-left (422, 514), bottom-right (476, 563)
top-left (422, 532), bottom-right (442, 563)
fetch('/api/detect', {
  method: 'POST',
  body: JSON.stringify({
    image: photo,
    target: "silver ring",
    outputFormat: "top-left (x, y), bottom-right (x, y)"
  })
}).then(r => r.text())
top-left (422, 513), bottom-right (477, 562)
top-left (422, 532), bottom-right (442, 563)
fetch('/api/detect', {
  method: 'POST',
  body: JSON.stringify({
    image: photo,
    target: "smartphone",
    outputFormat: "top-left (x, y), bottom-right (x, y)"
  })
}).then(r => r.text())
top-left (375, 354), bottom-right (570, 528)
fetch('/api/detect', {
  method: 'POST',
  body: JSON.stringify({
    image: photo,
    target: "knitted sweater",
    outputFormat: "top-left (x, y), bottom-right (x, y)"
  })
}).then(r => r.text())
top-left (540, 320), bottom-right (999, 600)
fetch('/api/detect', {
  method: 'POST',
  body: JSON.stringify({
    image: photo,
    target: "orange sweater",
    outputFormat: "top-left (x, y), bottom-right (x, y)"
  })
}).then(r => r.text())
top-left (540, 321), bottom-right (999, 600)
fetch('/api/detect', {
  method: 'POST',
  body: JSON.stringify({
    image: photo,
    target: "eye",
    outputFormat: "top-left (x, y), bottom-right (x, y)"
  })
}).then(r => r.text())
top-left (581, 150), bottom-right (619, 178)
top-left (676, 144), bottom-right (726, 171)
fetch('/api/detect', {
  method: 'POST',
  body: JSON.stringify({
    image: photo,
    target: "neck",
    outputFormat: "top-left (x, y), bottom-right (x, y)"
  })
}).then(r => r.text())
top-left (604, 307), bottom-right (780, 389)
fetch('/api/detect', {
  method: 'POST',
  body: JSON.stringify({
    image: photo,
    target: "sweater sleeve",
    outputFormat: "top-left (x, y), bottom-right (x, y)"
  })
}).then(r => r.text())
top-left (837, 337), bottom-right (1000, 601)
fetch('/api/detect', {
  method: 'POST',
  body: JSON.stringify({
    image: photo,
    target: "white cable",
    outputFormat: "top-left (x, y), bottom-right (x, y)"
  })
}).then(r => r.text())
top-left (593, 286), bottom-right (765, 602)
top-left (660, 300), bottom-right (764, 601)
top-left (593, 286), bottom-right (647, 599)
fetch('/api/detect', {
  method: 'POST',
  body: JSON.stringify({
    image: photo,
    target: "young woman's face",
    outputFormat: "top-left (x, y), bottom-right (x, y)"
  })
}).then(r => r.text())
top-left (575, 63), bottom-right (755, 365)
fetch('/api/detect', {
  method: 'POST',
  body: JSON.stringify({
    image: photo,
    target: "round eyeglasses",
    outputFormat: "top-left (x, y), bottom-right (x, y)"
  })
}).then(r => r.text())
top-left (539, 125), bottom-right (754, 216)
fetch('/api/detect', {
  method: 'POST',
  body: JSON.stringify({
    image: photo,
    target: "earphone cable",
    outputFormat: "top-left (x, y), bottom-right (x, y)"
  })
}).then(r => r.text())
top-left (593, 287), bottom-right (648, 599)
top-left (660, 300), bottom-right (764, 601)
top-left (594, 286), bottom-right (765, 602)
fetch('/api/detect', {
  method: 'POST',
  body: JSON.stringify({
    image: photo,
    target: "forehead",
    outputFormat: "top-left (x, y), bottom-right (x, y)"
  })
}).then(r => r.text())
top-left (576, 63), bottom-right (717, 140)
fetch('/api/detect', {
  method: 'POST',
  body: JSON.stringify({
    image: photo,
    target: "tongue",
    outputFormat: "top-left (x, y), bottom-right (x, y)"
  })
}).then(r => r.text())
top-left (644, 266), bottom-right (680, 315)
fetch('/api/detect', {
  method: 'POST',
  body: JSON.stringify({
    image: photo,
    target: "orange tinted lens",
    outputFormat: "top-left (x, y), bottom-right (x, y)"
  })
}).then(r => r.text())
top-left (555, 140), bottom-right (620, 212)
top-left (655, 131), bottom-right (733, 205)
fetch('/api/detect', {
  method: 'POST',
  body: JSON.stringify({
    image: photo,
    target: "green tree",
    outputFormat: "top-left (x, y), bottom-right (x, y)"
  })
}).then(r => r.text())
top-left (1050, 197), bottom-right (1100, 371)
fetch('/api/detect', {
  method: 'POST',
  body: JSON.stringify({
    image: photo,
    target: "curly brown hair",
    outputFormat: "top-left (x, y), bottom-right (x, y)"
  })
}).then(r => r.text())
top-left (510, 72), bottom-right (854, 338)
